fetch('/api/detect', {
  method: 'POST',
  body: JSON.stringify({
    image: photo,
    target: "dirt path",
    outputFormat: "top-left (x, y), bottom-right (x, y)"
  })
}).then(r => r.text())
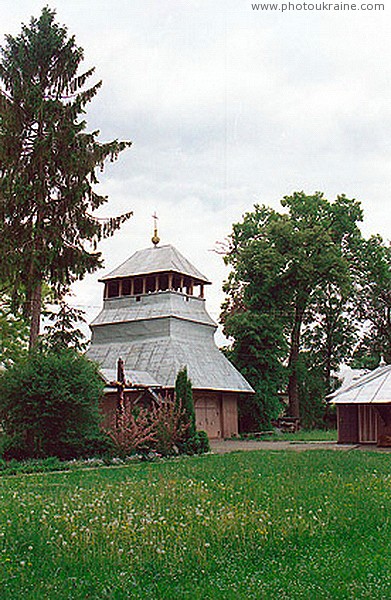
top-left (209, 439), bottom-right (380, 454)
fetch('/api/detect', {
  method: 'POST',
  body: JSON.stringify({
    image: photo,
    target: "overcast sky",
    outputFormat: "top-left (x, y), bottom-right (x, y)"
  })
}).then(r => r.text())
top-left (1, 0), bottom-right (390, 340)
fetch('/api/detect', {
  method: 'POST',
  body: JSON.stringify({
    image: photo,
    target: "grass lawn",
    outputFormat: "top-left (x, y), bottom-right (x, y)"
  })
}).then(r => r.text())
top-left (1, 449), bottom-right (390, 599)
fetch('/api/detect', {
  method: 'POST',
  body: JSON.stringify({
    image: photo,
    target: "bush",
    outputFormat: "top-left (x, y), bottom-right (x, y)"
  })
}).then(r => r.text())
top-left (152, 396), bottom-right (189, 456)
top-left (107, 406), bottom-right (157, 458)
top-left (184, 430), bottom-right (210, 455)
top-left (106, 393), bottom-right (209, 458)
top-left (107, 396), bottom-right (190, 458)
top-left (175, 367), bottom-right (198, 451)
top-left (0, 349), bottom-right (104, 460)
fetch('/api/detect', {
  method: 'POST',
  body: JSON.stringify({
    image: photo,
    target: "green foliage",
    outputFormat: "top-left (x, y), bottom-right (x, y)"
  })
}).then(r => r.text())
top-left (42, 300), bottom-right (87, 352)
top-left (175, 367), bottom-right (196, 440)
top-left (297, 353), bottom-right (329, 429)
top-left (222, 312), bottom-right (286, 430)
top-left (0, 294), bottom-right (28, 367)
top-left (351, 235), bottom-right (391, 367)
top-left (222, 192), bottom-right (363, 425)
top-left (0, 349), bottom-right (104, 459)
top-left (188, 430), bottom-right (210, 454)
top-left (0, 456), bottom-right (66, 476)
top-left (173, 368), bottom-right (210, 454)
top-left (0, 7), bottom-right (132, 347)
top-left (302, 284), bottom-right (358, 385)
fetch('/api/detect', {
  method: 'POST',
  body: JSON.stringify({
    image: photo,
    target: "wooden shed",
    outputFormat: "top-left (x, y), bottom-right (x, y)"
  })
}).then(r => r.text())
top-left (329, 364), bottom-right (391, 446)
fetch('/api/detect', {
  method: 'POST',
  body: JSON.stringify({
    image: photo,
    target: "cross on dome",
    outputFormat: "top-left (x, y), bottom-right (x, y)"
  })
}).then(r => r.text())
top-left (151, 212), bottom-right (160, 246)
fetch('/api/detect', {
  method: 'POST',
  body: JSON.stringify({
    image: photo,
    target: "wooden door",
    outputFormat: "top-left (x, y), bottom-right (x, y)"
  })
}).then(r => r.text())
top-left (195, 394), bottom-right (221, 438)
top-left (359, 405), bottom-right (378, 443)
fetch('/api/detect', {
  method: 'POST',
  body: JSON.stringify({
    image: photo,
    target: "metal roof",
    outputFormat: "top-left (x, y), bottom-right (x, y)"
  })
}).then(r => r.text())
top-left (91, 291), bottom-right (216, 328)
top-left (100, 368), bottom-right (161, 388)
top-left (89, 243), bottom-right (253, 395)
top-left (100, 244), bottom-right (210, 283)
top-left (329, 364), bottom-right (391, 404)
top-left (89, 335), bottom-right (254, 393)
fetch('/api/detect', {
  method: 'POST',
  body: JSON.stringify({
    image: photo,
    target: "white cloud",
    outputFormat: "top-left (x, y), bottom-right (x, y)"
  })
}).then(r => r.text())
top-left (1, 0), bottom-right (390, 348)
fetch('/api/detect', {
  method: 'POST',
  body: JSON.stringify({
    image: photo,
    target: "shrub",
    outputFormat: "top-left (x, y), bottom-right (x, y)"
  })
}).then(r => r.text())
top-left (0, 349), bottom-right (104, 460)
top-left (175, 367), bottom-right (196, 436)
top-left (173, 367), bottom-right (210, 455)
top-left (184, 430), bottom-right (210, 455)
top-left (107, 406), bottom-right (157, 458)
top-left (175, 367), bottom-right (196, 448)
top-left (107, 396), bottom-right (189, 458)
top-left (152, 396), bottom-right (189, 456)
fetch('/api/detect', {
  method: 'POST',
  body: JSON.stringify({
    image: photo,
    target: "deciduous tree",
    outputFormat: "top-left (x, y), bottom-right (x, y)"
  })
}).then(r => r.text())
top-left (351, 235), bottom-right (391, 367)
top-left (222, 192), bottom-right (363, 421)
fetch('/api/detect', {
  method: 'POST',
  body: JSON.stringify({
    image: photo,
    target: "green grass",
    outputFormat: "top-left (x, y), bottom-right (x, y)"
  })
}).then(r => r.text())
top-left (1, 449), bottom-right (390, 599)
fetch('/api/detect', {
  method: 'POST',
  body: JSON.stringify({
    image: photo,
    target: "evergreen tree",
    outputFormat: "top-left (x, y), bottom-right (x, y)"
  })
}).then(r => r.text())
top-left (175, 367), bottom-right (196, 440)
top-left (42, 300), bottom-right (87, 353)
top-left (0, 7), bottom-right (132, 349)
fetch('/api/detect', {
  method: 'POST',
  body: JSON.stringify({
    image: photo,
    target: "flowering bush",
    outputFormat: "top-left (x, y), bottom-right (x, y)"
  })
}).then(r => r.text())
top-left (107, 395), bottom-right (190, 457)
top-left (151, 396), bottom-right (189, 456)
top-left (107, 406), bottom-right (157, 458)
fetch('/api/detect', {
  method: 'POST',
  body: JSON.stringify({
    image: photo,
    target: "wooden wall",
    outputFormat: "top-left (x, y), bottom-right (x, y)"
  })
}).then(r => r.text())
top-left (101, 388), bottom-right (239, 440)
top-left (194, 391), bottom-right (222, 438)
top-left (194, 390), bottom-right (239, 439)
top-left (337, 404), bottom-right (359, 443)
top-left (376, 405), bottom-right (391, 447)
top-left (221, 393), bottom-right (238, 438)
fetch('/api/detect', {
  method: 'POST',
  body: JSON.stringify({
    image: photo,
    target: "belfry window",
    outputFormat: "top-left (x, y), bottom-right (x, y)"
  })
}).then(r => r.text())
top-left (122, 279), bottom-right (132, 296)
top-left (133, 277), bottom-right (143, 295)
top-left (146, 276), bottom-right (156, 293)
top-left (107, 280), bottom-right (120, 298)
top-left (159, 274), bottom-right (168, 291)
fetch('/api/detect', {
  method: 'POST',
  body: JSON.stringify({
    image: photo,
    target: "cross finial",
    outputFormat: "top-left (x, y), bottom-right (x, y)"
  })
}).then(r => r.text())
top-left (152, 212), bottom-right (160, 246)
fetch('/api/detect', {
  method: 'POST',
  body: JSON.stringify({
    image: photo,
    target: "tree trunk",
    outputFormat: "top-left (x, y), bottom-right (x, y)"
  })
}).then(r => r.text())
top-left (29, 280), bottom-right (42, 350)
top-left (288, 302), bottom-right (306, 418)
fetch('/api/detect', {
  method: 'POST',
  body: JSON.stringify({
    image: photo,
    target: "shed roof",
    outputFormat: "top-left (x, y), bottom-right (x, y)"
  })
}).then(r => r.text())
top-left (329, 364), bottom-right (391, 404)
top-left (100, 244), bottom-right (210, 283)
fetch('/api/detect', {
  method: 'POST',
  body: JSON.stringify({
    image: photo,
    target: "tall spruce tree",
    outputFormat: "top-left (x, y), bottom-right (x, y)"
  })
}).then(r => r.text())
top-left (0, 7), bottom-right (132, 348)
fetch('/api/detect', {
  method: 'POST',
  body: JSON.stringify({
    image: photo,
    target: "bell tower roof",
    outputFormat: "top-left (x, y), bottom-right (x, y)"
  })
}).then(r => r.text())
top-left (100, 244), bottom-right (211, 284)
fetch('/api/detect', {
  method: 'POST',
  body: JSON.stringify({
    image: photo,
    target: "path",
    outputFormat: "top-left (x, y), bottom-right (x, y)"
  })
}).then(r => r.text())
top-left (209, 439), bottom-right (390, 454)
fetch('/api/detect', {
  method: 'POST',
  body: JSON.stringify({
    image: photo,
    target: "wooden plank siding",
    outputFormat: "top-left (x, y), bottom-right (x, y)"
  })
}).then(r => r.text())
top-left (194, 391), bottom-right (239, 439)
top-left (337, 405), bottom-right (359, 443)
top-left (358, 405), bottom-right (378, 443)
